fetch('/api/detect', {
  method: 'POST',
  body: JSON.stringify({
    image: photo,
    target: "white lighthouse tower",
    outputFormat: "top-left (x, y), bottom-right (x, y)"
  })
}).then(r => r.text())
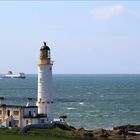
top-left (37, 42), bottom-right (53, 122)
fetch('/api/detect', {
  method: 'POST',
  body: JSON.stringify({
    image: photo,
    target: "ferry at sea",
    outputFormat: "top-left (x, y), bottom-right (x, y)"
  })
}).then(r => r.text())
top-left (1, 71), bottom-right (25, 79)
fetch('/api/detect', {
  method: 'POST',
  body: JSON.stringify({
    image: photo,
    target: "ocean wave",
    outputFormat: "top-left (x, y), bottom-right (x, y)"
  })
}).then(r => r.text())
top-left (100, 95), bottom-right (104, 98)
top-left (79, 102), bottom-right (84, 105)
top-left (67, 107), bottom-right (78, 110)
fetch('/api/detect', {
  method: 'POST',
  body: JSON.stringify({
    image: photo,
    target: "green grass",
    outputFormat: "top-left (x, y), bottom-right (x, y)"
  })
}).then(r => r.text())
top-left (0, 127), bottom-right (115, 140)
top-left (0, 135), bottom-right (71, 140)
top-left (0, 128), bottom-right (81, 140)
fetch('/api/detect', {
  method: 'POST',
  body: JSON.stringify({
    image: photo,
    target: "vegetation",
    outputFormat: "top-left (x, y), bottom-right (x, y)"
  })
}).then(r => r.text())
top-left (0, 125), bottom-right (139, 140)
top-left (0, 127), bottom-right (83, 140)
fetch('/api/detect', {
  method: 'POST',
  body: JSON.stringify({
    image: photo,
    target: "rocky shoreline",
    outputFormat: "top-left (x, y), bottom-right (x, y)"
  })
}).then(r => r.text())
top-left (20, 123), bottom-right (140, 140)
top-left (53, 123), bottom-right (140, 140)
top-left (74, 124), bottom-right (140, 140)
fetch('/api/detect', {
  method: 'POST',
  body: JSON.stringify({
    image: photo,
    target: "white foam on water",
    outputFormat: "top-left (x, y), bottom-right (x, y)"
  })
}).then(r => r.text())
top-left (104, 114), bottom-right (109, 117)
top-left (105, 127), bottom-right (113, 130)
top-left (128, 131), bottom-right (140, 134)
top-left (87, 92), bottom-right (92, 95)
top-left (67, 107), bottom-right (77, 110)
top-left (79, 102), bottom-right (84, 105)
top-left (100, 95), bottom-right (104, 98)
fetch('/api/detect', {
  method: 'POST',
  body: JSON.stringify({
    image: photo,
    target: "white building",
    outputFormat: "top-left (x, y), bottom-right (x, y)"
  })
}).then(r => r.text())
top-left (0, 42), bottom-right (54, 127)
top-left (0, 105), bottom-right (38, 127)
top-left (36, 42), bottom-right (54, 122)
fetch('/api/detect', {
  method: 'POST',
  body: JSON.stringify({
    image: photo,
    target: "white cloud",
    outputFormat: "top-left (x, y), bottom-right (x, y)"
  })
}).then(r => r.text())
top-left (92, 4), bottom-right (124, 20)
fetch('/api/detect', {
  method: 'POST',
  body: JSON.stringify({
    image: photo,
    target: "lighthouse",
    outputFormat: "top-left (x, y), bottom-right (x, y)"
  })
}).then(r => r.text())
top-left (37, 42), bottom-right (53, 122)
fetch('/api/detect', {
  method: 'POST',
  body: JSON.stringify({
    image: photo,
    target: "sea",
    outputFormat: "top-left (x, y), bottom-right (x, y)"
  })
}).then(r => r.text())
top-left (0, 74), bottom-right (140, 130)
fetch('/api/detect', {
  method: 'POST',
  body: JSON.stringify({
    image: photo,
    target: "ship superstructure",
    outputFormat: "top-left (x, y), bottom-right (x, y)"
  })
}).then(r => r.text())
top-left (2, 71), bottom-right (25, 79)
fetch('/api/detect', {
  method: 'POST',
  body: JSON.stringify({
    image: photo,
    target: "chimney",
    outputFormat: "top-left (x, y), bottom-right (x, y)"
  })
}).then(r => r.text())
top-left (0, 97), bottom-right (4, 105)
top-left (26, 98), bottom-right (32, 107)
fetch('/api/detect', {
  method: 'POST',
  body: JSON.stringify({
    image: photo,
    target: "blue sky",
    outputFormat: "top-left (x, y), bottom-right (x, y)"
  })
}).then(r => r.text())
top-left (0, 1), bottom-right (140, 74)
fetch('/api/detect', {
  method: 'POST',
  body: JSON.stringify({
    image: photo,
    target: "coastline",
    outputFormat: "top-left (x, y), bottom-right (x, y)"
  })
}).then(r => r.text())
top-left (0, 123), bottom-right (140, 140)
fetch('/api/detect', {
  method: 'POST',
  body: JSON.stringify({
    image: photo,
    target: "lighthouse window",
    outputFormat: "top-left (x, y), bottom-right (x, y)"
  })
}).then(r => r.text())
top-left (46, 50), bottom-right (50, 58)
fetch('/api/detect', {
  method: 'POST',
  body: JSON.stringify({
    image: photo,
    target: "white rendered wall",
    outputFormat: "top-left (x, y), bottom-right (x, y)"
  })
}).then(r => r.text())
top-left (37, 64), bottom-right (53, 121)
top-left (22, 118), bottom-right (38, 127)
top-left (24, 108), bottom-right (37, 116)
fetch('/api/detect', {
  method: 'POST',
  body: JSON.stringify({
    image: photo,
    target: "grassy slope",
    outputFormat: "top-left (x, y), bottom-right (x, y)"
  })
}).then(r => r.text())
top-left (0, 128), bottom-right (80, 140)
top-left (0, 136), bottom-right (68, 140)
top-left (0, 127), bottom-right (129, 140)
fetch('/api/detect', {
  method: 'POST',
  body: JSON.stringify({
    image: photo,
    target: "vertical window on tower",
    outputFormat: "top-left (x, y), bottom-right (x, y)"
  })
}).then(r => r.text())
top-left (46, 50), bottom-right (50, 58)
top-left (40, 78), bottom-right (42, 82)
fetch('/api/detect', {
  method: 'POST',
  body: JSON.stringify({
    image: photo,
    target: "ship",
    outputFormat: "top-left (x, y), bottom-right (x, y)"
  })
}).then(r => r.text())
top-left (1, 71), bottom-right (25, 79)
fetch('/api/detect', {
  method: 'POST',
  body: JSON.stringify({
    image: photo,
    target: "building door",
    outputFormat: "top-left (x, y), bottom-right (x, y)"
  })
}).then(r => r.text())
top-left (9, 121), bottom-right (12, 127)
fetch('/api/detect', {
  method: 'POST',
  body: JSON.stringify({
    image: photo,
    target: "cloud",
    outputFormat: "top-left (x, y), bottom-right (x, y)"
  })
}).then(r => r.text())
top-left (92, 4), bottom-right (124, 20)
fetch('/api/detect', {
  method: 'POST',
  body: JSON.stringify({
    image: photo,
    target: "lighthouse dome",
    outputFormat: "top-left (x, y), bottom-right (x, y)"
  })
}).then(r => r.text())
top-left (40, 42), bottom-right (50, 50)
top-left (40, 42), bottom-right (51, 59)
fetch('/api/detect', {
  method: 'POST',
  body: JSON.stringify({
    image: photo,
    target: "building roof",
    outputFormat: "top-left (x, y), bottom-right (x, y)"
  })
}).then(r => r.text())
top-left (24, 114), bottom-right (47, 118)
top-left (0, 104), bottom-right (37, 108)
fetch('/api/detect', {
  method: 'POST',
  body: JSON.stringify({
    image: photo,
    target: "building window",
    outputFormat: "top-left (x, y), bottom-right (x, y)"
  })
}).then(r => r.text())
top-left (41, 119), bottom-right (45, 124)
top-left (0, 110), bottom-right (2, 115)
top-left (14, 120), bottom-right (19, 127)
top-left (14, 111), bottom-right (19, 116)
top-left (7, 110), bottom-right (10, 116)
top-left (26, 120), bottom-right (28, 125)
top-left (29, 111), bottom-right (32, 117)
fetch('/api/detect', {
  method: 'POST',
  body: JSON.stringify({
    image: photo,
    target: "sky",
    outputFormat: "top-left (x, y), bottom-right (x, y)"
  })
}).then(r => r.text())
top-left (0, 1), bottom-right (140, 74)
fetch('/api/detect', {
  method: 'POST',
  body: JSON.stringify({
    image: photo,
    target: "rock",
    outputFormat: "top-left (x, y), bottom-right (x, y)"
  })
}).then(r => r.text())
top-left (76, 128), bottom-right (94, 139)
top-left (93, 128), bottom-right (110, 137)
top-left (114, 125), bottom-right (140, 132)
top-left (83, 132), bottom-right (93, 138)
top-left (54, 122), bottom-right (76, 131)
top-left (76, 128), bottom-right (85, 136)
top-left (113, 128), bottom-right (128, 135)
